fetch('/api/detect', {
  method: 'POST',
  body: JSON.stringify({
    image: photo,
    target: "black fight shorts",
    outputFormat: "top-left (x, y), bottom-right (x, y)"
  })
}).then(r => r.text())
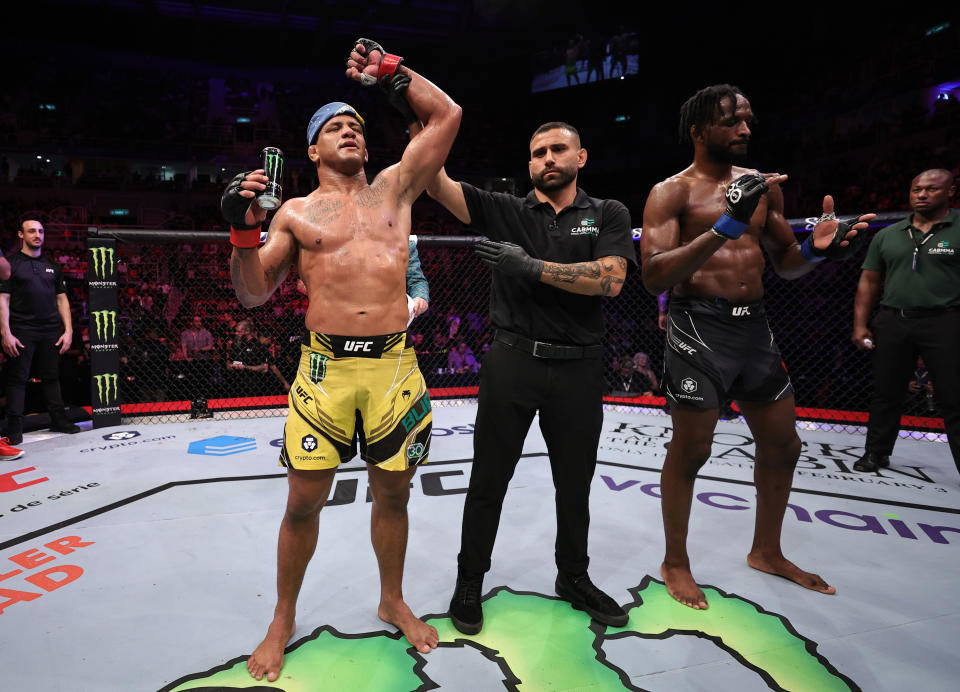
top-left (662, 297), bottom-right (793, 409)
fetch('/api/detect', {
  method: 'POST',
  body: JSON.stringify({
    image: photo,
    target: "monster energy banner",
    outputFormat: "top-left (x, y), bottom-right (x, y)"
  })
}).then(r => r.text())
top-left (87, 238), bottom-right (121, 427)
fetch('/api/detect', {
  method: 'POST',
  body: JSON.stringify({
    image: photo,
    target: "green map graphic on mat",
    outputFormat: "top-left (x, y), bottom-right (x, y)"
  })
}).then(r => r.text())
top-left (164, 576), bottom-right (857, 692)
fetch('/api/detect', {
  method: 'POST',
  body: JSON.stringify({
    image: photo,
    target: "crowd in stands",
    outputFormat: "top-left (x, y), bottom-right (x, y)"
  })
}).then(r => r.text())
top-left (3, 24), bottom-right (956, 420)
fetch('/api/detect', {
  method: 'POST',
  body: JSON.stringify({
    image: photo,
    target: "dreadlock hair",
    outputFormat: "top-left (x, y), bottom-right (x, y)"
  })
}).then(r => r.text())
top-left (678, 84), bottom-right (745, 146)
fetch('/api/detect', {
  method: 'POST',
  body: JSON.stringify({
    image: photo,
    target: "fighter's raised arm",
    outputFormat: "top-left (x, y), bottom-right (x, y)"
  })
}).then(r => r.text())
top-left (346, 39), bottom-right (461, 203)
top-left (222, 168), bottom-right (297, 307)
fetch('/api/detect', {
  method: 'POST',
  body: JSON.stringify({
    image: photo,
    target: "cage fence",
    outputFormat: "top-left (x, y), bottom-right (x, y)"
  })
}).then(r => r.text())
top-left (29, 212), bottom-right (945, 437)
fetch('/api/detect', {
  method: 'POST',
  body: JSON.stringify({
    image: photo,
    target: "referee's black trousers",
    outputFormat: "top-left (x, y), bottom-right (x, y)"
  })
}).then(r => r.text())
top-left (457, 340), bottom-right (604, 577)
top-left (865, 309), bottom-right (960, 471)
top-left (5, 331), bottom-right (67, 420)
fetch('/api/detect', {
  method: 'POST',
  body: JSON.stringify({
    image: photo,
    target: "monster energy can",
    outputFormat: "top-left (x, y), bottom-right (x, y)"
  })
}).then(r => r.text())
top-left (257, 146), bottom-right (284, 210)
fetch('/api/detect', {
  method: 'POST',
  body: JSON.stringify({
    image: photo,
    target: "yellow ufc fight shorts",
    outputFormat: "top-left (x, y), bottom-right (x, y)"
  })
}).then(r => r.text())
top-left (280, 331), bottom-right (432, 471)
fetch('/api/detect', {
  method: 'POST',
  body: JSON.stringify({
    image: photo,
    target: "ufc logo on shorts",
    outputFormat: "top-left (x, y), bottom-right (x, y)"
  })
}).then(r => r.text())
top-left (343, 340), bottom-right (373, 353)
top-left (731, 306), bottom-right (751, 317)
top-left (295, 385), bottom-right (313, 405)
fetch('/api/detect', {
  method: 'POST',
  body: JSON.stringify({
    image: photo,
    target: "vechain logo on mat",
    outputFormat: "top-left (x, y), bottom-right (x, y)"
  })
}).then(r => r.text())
top-left (188, 436), bottom-right (256, 456)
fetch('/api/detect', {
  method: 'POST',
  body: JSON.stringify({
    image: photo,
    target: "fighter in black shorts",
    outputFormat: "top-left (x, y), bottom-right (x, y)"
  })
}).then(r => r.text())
top-left (640, 84), bottom-right (874, 609)
top-left (663, 297), bottom-right (792, 409)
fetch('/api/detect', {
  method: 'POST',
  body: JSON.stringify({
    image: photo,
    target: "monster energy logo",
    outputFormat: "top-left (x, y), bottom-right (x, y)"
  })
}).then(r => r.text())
top-left (94, 373), bottom-right (119, 405)
top-left (309, 352), bottom-right (327, 384)
top-left (89, 247), bottom-right (116, 279)
top-left (264, 149), bottom-right (283, 181)
top-left (91, 310), bottom-right (118, 341)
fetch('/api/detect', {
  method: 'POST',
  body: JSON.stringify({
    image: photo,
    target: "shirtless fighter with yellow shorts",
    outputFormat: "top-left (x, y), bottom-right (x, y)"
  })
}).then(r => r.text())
top-left (221, 39), bottom-right (460, 682)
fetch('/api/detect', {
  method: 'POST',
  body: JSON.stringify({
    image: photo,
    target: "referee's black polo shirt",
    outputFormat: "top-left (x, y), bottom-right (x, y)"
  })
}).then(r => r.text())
top-left (0, 251), bottom-right (67, 335)
top-left (462, 183), bottom-right (636, 346)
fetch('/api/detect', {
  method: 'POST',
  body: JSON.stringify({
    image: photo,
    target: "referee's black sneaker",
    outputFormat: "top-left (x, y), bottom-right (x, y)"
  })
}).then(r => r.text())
top-left (5, 417), bottom-right (23, 446)
top-left (555, 571), bottom-right (628, 627)
top-left (50, 411), bottom-right (81, 435)
top-left (449, 570), bottom-right (483, 635)
top-left (853, 452), bottom-right (890, 472)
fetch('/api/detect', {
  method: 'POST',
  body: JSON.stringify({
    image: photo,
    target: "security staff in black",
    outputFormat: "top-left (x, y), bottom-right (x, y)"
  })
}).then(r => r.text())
top-left (427, 122), bottom-right (636, 634)
top-left (225, 319), bottom-right (272, 397)
top-left (0, 219), bottom-right (81, 444)
top-left (853, 169), bottom-right (960, 473)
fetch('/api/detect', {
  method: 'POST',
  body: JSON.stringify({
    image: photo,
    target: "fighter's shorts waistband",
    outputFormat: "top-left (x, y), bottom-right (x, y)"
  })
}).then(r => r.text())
top-left (302, 331), bottom-right (412, 358)
top-left (669, 296), bottom-right (766, 319)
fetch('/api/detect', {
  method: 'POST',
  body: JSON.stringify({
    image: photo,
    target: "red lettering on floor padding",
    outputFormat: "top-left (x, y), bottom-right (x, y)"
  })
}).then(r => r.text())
top-left (0, 535), bottom-right (95, 615)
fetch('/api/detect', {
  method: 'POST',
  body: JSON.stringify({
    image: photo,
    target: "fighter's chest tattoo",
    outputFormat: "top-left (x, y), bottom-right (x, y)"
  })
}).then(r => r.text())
top-left (305, 198), bottom-right (344, 227)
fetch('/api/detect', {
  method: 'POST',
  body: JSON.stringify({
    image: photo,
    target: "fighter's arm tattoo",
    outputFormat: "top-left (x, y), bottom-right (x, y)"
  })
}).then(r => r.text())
top-left (262, 250), bottom-right (294, 288)
top-left (230, 244), bottom-right (296, 307)
top-left (541, 256), bottom-right (627, 296)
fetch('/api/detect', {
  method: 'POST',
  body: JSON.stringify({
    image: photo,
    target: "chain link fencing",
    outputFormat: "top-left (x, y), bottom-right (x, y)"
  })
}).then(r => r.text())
top-left (40, 213), bottom-right (945, 435)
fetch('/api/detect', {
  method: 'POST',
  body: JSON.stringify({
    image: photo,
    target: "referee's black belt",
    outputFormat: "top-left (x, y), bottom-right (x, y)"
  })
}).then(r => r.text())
top-left (494, 329), bottom-right (603, 359)
top-left (882, 305), bottom-right (960, 319)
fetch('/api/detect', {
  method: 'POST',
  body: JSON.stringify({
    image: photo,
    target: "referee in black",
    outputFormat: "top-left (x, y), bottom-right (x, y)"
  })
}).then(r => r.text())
top-left (0, 219), bottom-right (81, 444)
top-left (427, 122), bottom-right (636, 633)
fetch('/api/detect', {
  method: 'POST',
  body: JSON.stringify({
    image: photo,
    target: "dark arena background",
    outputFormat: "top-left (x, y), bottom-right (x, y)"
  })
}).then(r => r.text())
top-left (1, 3), bottom-right (958, 691)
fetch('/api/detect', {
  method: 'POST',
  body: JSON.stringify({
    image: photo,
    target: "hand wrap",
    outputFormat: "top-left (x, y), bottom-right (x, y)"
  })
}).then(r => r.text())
top-left (474, 240), bottom-right (543, 280)
top-left (381, 73), bottom-right (418, 124)
top-left (712, 173), bottom-right (768, 239)
top-left (221, 172), bottom-right (259, 230)
top-left (355, 38), bottom-right (405, 87)
top-left (230, 226), bottom-right (262, 248)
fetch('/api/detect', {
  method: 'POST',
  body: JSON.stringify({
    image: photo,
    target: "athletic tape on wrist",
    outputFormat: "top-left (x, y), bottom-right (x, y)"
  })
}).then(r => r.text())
top-left (231, 226), bottom-right (262, 248)
top-left (712, 214), bottom-right (747, 239)
top-left (379, 53), bottom-right (403, 80)
top-left (710, 228), bottom-right (731, 241)
top-left (800, 236), bottom-right (826, 262)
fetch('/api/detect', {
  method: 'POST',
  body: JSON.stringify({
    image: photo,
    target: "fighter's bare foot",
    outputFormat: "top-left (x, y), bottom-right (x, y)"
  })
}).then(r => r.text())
top-left (247, 617), bottom-right (296, 682)
top-left (379, 600), bottom-right (439, 653)
top-left (747, 552), bottom-right (837, 595)
top-left (660, 562), bottom-right (708, 609)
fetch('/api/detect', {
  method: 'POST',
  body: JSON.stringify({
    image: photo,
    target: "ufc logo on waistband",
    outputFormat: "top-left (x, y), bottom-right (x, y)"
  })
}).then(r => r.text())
top-left (343, 340), bottom-right (374, 352)
top-left (731, 306), bottom-right (751, 317)
top-left (329, 334), bottom-right (388, 358)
